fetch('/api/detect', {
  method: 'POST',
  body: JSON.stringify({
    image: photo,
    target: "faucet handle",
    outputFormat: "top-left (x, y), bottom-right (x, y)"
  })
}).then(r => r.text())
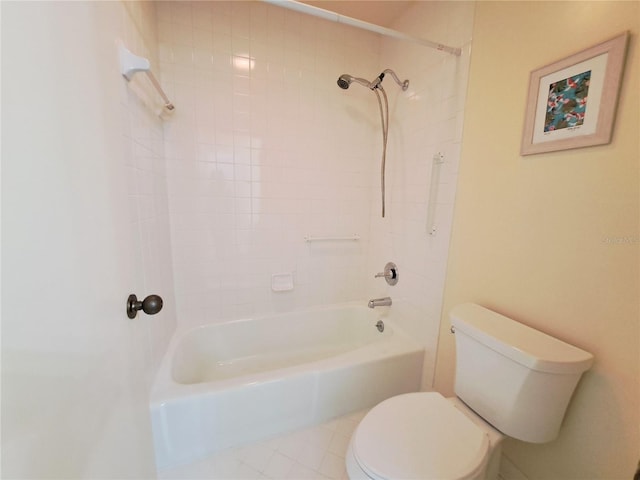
top-left (374, 262), bottom-right (398, 286)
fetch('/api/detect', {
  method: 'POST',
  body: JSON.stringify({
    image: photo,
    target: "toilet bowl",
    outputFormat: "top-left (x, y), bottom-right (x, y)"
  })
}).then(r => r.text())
top-left (346, 392), bottom-right (503, 480)
top-left (345, 303), bottom-right (594, 480)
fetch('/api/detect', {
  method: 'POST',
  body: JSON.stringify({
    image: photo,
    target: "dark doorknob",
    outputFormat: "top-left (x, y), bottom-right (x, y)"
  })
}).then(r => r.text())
top-left (127, 294), bottom-right (163, 319)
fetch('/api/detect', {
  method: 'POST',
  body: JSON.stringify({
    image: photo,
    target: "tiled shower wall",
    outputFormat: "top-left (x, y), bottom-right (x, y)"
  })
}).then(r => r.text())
top-left (157, 1), bottom-right (474, 387)
top-left (157, 1), bottom-right (381, 326)
top-left (366, 2), bottom-right (475, 388)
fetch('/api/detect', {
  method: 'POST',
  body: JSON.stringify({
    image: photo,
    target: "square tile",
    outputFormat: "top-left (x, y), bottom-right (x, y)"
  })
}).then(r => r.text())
top-left (318, 452), bottom-right (346, 480)
top-left (296, 443), bottom-right (326, 470)
top-left (157, 409), bottom-right (364, 480)
top-left (263, 452), bottom-right (295, 478)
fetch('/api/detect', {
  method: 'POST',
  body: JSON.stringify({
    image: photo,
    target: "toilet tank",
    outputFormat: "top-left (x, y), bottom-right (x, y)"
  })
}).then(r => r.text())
top-left (450, 303), bottom-right (593, 443)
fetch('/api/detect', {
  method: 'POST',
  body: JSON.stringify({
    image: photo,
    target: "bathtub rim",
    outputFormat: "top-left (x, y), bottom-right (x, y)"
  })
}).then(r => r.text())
top-left (150, 301), bottom-right (423, 405)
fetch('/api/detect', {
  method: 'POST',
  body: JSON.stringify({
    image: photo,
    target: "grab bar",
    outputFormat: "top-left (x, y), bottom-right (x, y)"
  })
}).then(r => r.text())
top-left (304, 234), bottom-right (360, 242)
top-left (427, 152), bottom-right (445, 236)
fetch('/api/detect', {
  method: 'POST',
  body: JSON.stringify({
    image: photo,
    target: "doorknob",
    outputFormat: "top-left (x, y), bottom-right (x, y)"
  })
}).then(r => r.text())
top-left (127, 294), bottom-right (163, 319)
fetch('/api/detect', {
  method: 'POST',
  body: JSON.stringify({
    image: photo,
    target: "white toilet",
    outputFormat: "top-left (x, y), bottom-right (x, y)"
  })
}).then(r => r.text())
top-left (346, 303), bottom-right (594, 480)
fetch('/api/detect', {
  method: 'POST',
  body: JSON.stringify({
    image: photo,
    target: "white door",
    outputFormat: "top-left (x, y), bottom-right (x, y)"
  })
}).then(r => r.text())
top-left (2, 2), bottom-right (172, 477)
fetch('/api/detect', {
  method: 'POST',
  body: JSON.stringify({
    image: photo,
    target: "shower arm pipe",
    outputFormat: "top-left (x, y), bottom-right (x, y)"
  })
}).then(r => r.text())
top-left (381, 69), bottom-right (408, 90)
top-left (263, 0), bottom-right (461, 56)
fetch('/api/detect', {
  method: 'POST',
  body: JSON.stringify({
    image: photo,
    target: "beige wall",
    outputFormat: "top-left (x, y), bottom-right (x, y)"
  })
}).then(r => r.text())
top-left (435, 2), bottom-right (639, 479)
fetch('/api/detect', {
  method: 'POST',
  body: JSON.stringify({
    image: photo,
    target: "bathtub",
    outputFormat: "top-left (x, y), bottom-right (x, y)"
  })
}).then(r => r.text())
top-left (150, 303), bottom-right (424, 470)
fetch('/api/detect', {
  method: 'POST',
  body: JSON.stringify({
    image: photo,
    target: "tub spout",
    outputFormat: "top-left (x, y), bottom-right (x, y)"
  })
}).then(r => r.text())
top-left (368, 297), bottom-right (392, 308)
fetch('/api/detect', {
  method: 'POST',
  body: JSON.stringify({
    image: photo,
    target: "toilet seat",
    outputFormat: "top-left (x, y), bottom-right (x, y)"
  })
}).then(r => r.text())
top-left (351, 392), bottom-right (489, 480)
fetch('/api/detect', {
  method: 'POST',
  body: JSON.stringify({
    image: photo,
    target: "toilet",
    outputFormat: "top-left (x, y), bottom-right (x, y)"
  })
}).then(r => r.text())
top-left (346, 303), bottom-right (594, 480)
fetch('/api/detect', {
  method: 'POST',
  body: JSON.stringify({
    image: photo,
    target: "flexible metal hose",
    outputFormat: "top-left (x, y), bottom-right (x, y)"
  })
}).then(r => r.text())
top-left (337, 70), bottom-right (407, 218)
top-left (374, 86), bottom-right (389, 217)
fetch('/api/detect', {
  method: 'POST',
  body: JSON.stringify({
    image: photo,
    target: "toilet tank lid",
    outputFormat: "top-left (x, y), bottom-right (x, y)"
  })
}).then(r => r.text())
top-left (450, 303), bottom-right (594, 374)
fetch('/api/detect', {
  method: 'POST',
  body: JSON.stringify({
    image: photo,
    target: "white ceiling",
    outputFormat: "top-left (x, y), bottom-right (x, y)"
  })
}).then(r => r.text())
top-left (298, 1), bottom-right (415, 27)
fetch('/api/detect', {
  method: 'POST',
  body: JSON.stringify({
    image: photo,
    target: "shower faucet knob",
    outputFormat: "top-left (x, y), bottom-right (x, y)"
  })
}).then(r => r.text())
top-left (127, 293), bottom-right (163, 319)
top-left (374, 262), bottom-right (398, 286)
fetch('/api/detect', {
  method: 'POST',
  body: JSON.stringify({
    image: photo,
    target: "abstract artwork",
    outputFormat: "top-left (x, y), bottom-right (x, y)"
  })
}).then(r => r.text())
top-left (544, 70), bottom-right (591, 132)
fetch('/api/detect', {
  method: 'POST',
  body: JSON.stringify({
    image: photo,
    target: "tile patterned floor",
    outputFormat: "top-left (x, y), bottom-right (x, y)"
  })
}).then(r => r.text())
top-left (157, 409), bottom-right (370, 480)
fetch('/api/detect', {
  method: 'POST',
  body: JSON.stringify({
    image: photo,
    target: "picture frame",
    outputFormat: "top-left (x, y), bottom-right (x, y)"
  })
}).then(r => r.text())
top-left (521, 32), bottom-right (629, 156)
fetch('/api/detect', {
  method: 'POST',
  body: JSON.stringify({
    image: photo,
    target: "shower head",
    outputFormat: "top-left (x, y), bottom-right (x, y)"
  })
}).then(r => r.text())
top-left (337, 70), bottom-right (409, 91)
top-left (337, 74), bottom-right (373, 90)
top-left (337, 74), bottom-right (351, 89)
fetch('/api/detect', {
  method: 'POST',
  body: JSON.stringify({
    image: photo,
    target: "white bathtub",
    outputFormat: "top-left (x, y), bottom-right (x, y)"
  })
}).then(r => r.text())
top-left (150, 303), bottom-right (424, 470)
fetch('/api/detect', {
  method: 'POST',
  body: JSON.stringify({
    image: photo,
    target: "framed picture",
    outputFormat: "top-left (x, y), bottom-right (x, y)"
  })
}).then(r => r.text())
top-left (521, 32), bottom-right (628, 156)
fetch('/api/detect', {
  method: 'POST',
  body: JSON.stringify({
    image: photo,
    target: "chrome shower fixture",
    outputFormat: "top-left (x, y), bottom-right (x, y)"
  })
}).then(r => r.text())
top-left (337, 74), bottom-right (372, 90)
top-left (336, 69), bottom-right (409, 91)
top-left (337, 69), bottom-right (409, 217)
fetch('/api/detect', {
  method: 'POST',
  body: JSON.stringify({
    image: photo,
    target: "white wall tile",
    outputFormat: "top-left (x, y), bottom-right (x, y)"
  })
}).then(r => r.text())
top-left (162, 1), bottom-right (380, 325)
top-left (371, 1), bottom-right (475, 389)
top-left (159, 0), bottom-right (473, 392)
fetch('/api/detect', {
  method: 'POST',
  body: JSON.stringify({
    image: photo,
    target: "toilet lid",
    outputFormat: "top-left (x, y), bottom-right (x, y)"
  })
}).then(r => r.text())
top-left (352, 392), bottom-right (489, 480)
